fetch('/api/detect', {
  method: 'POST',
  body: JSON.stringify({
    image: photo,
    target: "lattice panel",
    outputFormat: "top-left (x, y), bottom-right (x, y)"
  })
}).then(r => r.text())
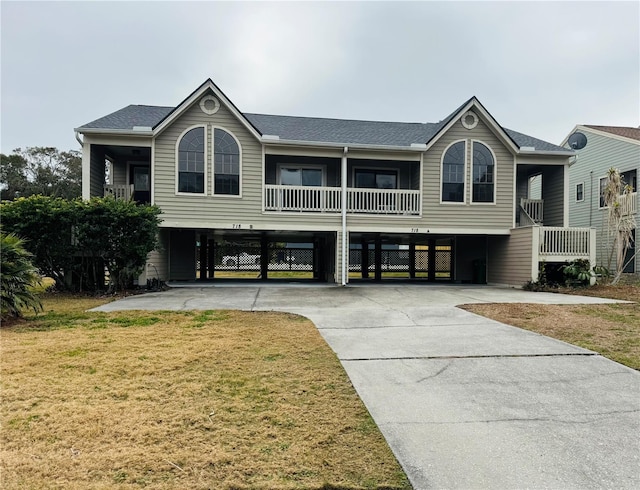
top-left (435, 248), bottom-right (452, 276)
top-left (217, 245), bottom-right (262, 271)
top-left (268, 247), bottom-right (313, 271)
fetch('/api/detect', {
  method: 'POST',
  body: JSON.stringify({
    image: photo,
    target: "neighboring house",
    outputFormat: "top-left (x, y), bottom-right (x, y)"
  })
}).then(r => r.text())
top-left (75, 79), bottom-right (595, 286)
top-left (564, 125), bottom-right (640, 274)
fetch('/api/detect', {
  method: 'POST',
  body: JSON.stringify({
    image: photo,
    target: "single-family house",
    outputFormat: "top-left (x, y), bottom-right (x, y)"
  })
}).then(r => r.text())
top-left (563, 125), bottom-right (639, 274)
top-left (75, 79), bottom-right (595, 286)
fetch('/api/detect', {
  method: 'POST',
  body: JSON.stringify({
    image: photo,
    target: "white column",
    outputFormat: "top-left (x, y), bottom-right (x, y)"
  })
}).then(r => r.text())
top-left (341, 147), bottom-right (348, 285)
top-left (81, 142), bottom-right (91, 200)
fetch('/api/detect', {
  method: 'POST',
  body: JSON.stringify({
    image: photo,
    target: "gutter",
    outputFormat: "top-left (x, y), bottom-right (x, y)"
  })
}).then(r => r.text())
top-left (341, 146), bottom-right (348, 286)
top-left (517, 149), bottom-right (575, 156)
top-left (262, 137), bottom-right (427, 153)
top-left (74, 127), bottom-right (154, 137)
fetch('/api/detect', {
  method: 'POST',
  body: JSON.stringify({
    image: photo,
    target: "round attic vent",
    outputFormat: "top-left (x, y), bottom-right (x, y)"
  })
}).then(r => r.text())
top-left (200, 95), bottom-right (220, 115)
top-left (461, 111), bottom-right (478, 130)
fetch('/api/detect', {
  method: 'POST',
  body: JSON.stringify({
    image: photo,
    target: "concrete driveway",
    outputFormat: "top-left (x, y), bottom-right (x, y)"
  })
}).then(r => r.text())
top-left (94, 284), bottom-right (640, 489)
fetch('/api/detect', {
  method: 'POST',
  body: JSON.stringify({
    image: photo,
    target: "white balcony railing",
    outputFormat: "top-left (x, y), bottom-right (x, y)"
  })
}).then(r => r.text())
top-left (520, 198), bottom-right (544, 224)
top-left (264, 185), bottom-right (421, 215)
top-left (539, 226), bottom-right (591, 257)
top-left (104, 184), bottom-right (134, 200)
top-left (617, 192), bottom-right (637, 216)
top-left (347, 188), bottom-right (421, 215)
top-left (264, 185), bottom-right (342, 212)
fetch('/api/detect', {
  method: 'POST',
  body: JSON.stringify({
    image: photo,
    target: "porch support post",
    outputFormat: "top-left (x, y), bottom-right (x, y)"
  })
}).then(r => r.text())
top-left (199, 234), bottom-right (207, 281)
top-left (260, 233), bottom-right (269, 281)
top-left (589, 228), bottom-right (597, 285)
top-left (409, 242), bottom-right (416, 279)
top-left (374, 234), bottom-right (382, 282)
top-left (531, 227), bottom-right (541, 282)
top-left (207, 239), bottom-right (215, 279)
top-left (341, 147), bottom-right (348, 285)
top-left (82, 143), bottom-right (91, 200)
top-left (361, 238), bottom-right (369, 279)
top-left (428, 239), bottom-right (436, 282)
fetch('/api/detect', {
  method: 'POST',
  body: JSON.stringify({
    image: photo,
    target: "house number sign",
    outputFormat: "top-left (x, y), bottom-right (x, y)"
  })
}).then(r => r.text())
top-left (232, 224), bottom-right (254, 230)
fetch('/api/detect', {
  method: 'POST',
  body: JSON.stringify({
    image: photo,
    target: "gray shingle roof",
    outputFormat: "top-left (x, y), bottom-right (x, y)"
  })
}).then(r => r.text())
top-left (503, 128), bottom-right (568, 152)
top-left (244, 113), bottom-right (437, 147)
top-left (78, 105), bottom-right (173, 130)
top-left (77, 102), bottom-right (570, 153)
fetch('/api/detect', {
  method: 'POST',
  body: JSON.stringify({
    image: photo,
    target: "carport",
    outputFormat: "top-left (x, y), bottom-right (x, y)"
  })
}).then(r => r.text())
top-left (168, 228), bottom-right (336, 282)
top-left (348, 233), bottom-right (488, 283)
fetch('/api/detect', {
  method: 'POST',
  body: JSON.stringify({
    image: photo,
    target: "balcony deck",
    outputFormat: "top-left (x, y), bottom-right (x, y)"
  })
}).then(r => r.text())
top-left (264, 185), bottom-right (421, 215)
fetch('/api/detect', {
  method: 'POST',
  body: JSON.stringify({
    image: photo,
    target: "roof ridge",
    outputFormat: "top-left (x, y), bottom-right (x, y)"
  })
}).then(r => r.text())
top-left (245, 112), bottom-right (431, 126)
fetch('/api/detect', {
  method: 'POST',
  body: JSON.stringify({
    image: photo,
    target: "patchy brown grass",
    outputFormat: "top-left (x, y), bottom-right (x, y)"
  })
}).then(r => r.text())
top-left (1, 296), bottom-right (409, 489)
top-left (462, 284), bottom-right (640, 371)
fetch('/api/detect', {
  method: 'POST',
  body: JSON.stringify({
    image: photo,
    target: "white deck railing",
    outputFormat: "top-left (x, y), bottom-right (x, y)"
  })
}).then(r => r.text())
top-left (104, 184), bottom-right (134, 200)
top-left (264, 185), bottom-right (342, 212)
top-left (520, 198), bottom-right (544, 223)
top-left (264, 185), bottom-right (421, 215)
top-left (539, 226), bottom-right (591, 257)
top-left (347, 188), bottom-right (420, 215)
top-left (617, 192), bottom-right (637, 216)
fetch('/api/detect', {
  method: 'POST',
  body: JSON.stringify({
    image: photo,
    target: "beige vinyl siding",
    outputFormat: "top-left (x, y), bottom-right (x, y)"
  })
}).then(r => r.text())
top-left (420, 116), bottom-right (514, 230)
top-left (111, 161), bottom-right (127, 186)
top-left (89, 145), bottom-right (106, 197)
top-left (150, 229), bottom-right (169, 280)
top-left (567, 129), bottom-right (640, 271)
top-left (154, 93), bottom-right (341, 230)
top-left (540, 165), bottom-right (565, 226)
top-left (488, 227), bottom-right (535, 286)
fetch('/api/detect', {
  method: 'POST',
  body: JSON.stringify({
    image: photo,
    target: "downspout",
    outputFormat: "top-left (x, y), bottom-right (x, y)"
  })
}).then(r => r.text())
top-left (75, 130), bottom-right (83, 147)
top-left (341, 146), bottom-right (348, 286)
top-left (589, 170), bottom-right (593, 227)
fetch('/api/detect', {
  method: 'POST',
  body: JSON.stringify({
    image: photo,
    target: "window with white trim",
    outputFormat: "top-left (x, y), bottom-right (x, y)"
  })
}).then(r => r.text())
top-left (354, 169), bottom-right (398, 189)
top-left (471, 142), bottom-right (495, 203)
top-left (442, 141), bottom-right (466, 202)
top-left (178, 127), bottom-right (205, 193)
top-left (576, 182), bottom-right (584, 202)
top-left (214, 128), bottom-right (240, 195)
top-left (599, 177), bottom-right (607, 208)
top-left (280, 167), bottom-right (323, 186)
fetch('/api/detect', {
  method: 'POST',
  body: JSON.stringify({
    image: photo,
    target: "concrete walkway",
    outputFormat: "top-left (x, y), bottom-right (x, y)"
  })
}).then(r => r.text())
top-left (94, 285), bottom-right (640, 489)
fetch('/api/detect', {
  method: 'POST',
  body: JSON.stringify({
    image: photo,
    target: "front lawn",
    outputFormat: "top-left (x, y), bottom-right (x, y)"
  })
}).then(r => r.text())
top-left (1, 294), bottom-right (410, 489)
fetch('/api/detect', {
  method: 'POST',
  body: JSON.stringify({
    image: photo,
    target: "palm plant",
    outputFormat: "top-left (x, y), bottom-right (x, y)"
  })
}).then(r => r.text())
top-left (1, 231), bottom-right (43, 320)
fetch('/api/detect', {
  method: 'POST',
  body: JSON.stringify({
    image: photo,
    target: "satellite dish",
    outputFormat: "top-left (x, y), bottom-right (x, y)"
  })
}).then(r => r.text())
top-left (568, 132), bottom-right (587, 150)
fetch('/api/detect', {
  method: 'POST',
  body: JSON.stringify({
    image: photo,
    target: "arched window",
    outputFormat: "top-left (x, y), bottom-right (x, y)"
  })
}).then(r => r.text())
top-left (178, 127), bottom-right (205, 193)
top-left (442, 141), bottom-right (466, 202)
top-left (472, 142), bottom-right (495, 203)
top-left (214, 129), bottom-right (240, 195)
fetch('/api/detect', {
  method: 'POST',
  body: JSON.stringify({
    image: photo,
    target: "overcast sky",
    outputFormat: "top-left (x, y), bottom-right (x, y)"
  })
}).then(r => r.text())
top-left (1, 0), bottom-right (638, 154)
